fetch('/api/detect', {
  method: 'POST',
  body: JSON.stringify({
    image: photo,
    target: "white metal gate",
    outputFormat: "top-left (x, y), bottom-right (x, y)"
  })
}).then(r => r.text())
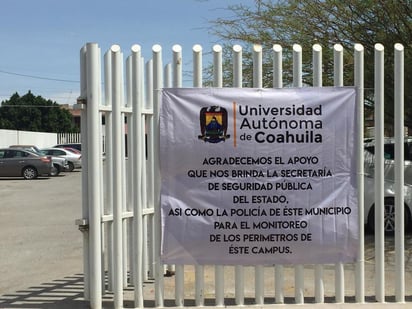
top-left (76, 42), bottom-right (410, 308)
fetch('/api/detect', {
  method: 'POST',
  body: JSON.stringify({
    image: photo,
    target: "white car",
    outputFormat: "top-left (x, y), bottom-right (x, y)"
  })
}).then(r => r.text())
top-left (364, 175), bottom-right (412, 234)
top-left (363, 138), bottom-right (412, 233)
top-left (364, 138), bottom-right (412, 185)
top-left (41, 148), bottom-right (82, 172)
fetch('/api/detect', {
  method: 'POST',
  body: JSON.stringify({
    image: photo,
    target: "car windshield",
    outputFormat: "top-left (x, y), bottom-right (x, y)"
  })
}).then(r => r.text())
top-left (25, 149), bottom-right (41, 156)
top-left (32, 146), bottom-right (42, 153)
top-left (64, 148), bottom-right (78, 154)
top-left (365, 142), bottom-right (412, 161)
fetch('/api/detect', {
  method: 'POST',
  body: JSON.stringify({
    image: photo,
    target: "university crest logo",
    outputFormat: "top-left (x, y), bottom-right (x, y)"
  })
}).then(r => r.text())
top-left (198, 106), bottom-right (230, 143)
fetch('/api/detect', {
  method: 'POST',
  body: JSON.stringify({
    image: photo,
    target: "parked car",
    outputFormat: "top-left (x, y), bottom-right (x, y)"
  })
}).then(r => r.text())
top-left (41, 147), bottom-right (82, 172)
top-left (364, 174), bottom-right (412, 234)
top-left (364, 137), bottom-right (412, 185)
top-left (53, 143), bottom-right (81, 152)
top-left (0, 148), bottom-right (52, 179)
top-left (9, 145), bottom-right (69, 176)
top-left (64, 147), bottom-right (81, 154)
top-left (363, 138), bottom-right (412, 233)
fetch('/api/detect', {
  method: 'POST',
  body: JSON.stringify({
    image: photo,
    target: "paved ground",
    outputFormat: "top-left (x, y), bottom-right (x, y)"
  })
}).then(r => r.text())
top-left (0, 171), bottom-right (412, 309)
top-left (0, 171), bottom-right (87, 308)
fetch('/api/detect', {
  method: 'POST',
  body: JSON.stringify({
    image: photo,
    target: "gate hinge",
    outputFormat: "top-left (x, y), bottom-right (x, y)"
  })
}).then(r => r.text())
top-left (75, 218), bottom-right (89, 232)
top-left (74, 96), bottom-right (87, 110)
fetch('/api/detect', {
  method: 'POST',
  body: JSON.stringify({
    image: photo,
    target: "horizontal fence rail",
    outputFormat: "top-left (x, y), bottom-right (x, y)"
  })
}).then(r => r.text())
top-left (77, 42), bottom-right (410, 309)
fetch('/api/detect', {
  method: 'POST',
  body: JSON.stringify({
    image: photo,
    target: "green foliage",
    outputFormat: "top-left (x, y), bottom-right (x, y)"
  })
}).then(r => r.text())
top-left (209, 0), bottom-right (412, 127)
top-left (0, 91), bottom-right (79, 133)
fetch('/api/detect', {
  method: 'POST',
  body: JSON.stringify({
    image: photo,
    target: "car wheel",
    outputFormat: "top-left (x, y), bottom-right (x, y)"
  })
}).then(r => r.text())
top-left (67, 162), bottom-right (75, 172)
top-left (50, 164), bottom-right (60, 176)
top-left (383, 198), bottom-right (396, 233)
top-left (22, 166), bottom-right (38, 180)
top-left (367, 197), bottom-right (412, 234)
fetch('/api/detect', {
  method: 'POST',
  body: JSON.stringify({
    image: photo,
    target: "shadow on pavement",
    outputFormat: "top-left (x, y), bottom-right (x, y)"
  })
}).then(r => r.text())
top-left (0, 274), bottom-right (89, 309)
top-left (1, 271), bottom-right (411, 308)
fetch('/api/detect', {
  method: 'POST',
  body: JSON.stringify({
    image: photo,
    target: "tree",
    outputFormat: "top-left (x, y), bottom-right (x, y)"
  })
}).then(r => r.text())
top-left (209, 0), bottom-right (412, 129)
top-left (0, 91), bottom-right (79, 133)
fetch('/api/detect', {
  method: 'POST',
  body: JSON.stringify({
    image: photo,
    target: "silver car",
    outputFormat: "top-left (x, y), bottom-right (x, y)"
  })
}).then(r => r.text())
top-left (41, 148), bottom-right (82, 172)
top-left (53, 143), bottom-right (82, 152)
top-left (0, 148), bottom-right (52, 180)
top-left (364, 138), bottom-right (412, 233)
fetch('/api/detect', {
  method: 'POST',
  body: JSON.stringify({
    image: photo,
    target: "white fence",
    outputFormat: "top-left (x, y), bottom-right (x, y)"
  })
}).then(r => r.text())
top-left (77, 42), bottom-right (409, 309)
top-left (57, 132), bottom-right (82, 144)
top-left (0, 129), bottom-right (57, 148)
top-left (0, 130), bottom-right (81, 148)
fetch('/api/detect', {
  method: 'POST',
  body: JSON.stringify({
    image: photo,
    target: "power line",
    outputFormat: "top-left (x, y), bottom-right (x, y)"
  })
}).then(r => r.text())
top-left (1, 105), bottom-right (68, 108)
top-left (0, 69), bottom-right (79, 83)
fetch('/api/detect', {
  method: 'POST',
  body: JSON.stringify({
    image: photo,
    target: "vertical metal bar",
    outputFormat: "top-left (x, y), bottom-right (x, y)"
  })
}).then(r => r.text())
top-left (312, 43), bottom-right (325, 304)
top-left (98, 66), bottom-right (106, 294)
top-left (79, 44), bottom-right (90, 301)
top-left (172, 44), bottom-right (185, 308)
top-left (95, 47), bottom-right (104, 296)
top-left (252, 43), bottom-right (264, 305)
top-left (131, 44), bottom-right (144, 308)
top-left (333, 44), bottom-right (345, 304)
top-left (139, 53), bottom-right (147, 298)
top-left (104, 51), bottom-right (114, 292)
top-left (86, 42), bottom-right (103, 309)
top-left (233, 44), bottom-right (243, 88)
top-left (146, 60), bottom-right (154, 126)
top-left (312, 44), bottom-right (322, 87)
top-left (334, 44), bottom-right (344, 86)
top-left (354, 43), bottom-right (365, 303)
top-left (122, 219), bottom-right (128, 287)
top-left (394, 43), bottom-right (405, 302)
top-left (126, 56), bottom-right (133, 287)
top-left (173, 44), bottom-right (182, 89)
top-left (192, 43), bottom-right (205, 306)
top-left (292, 43), bottom-right (304, 305)
top-left (193, 44), bottom-right (203, 88)
top-left (253, 44), bottom-right (263, 88)
top-left (139, 55), bottom-right (149, 287)
top-left (272, 43), bottom-right (284, 305)
top-left (152, 44), bottom-right (164, 307)
top-left (126, 56), bottom-right (132, 108)
top-left (122, 56), bottom-right (129, 288)
top-left (374, 43), bottom-right (385, 302)
top-left (212, 43), bottom-right (225, 307)
top-left (163, 61), bottom-right (175, 279)
top-left (273, 44), bottom-right (282, 88)
top-left (125, 56), bottom-right (133, 288)
top-left (164, 63), bottom-right (172, 88)
top-left (145, 59), bottom-right (154, 281)
top-left (111, 44), bottom-right (124, 309)
top-left (293, 44), bottom-right (303, 87)
top-left (232, 44), bottom-right (245, 306)
top-left (213, 44), bottom-right (223, 88)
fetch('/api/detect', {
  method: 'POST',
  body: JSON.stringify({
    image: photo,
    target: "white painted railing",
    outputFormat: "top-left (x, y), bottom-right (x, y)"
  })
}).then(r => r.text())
top-left (77, 42), bottom-right (409, 309)
top-left (57, 132), bottom-right (81, 144)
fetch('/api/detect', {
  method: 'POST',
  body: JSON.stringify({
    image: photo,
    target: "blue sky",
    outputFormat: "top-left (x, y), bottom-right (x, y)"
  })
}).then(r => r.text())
top-left (0, 0), bottom-right (250, 104)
